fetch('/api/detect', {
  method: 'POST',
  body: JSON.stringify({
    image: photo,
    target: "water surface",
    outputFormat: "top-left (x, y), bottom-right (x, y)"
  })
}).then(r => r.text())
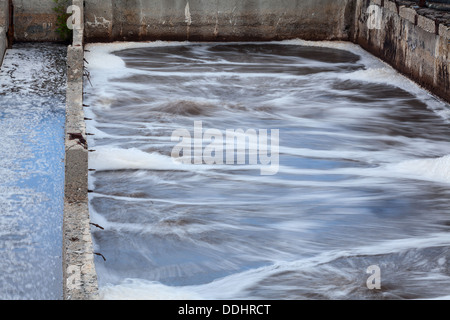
top-left (85, 41), bottom-right (450, 300)
top-left (0, 43), bottom-right (66, 300)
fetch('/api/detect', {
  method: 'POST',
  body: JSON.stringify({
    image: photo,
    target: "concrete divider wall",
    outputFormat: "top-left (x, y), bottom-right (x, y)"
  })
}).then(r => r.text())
top-left (0, 0), bottom-right (8, 66)
top-left (63, 0), bottom-right (99, 300)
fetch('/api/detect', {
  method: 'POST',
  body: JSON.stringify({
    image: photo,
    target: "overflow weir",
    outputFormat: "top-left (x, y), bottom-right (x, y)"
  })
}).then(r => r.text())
top-left (0, 0), bottom-right (448, 300)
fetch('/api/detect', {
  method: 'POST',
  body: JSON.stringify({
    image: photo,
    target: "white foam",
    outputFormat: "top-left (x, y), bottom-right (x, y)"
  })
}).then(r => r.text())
top-left (85, 41), bottom-right (190, 74)
top-left (86, 51), bottom-right (126, 72)
top-left (85, 39), bottom-right (450, 124)
top-left (89, 147), bottom-right (179, 171)
top-left (89, 145), bottom-right (275, 174)
top-left (424, 295), bottom-right (450, 300)
top-left (99, 231), bottom-right (450, 300)
top-left (388, 154), bottom-right (450, 184)
top-left (281, 39), bottom-right (450, 122)
top-left (100, 279), bottom-right (203, 300)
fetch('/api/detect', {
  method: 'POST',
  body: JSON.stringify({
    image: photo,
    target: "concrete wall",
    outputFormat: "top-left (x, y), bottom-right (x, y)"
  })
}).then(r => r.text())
top-left (9, 0), bottom-right (355, 42)
top-left (352, 0), bottom-right (450, 102)
top-left (13, 0), bottom-right (60, 41)
top-left (84, 0), bottom-right (355, 42)
top-left (0, 0), bottom-right (8, 66)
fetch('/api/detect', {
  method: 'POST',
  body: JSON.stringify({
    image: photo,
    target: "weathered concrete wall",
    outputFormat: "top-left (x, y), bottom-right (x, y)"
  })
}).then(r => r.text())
top-left (84, 0), bottom-right (355, 42)
top-left (0, 0), bottom-right (8, 66)
top-left (352, 0), bottom-right (449, 102)
top-left (63, 0), bottom-right (99, 300)
top-left (13, 0), bottom-right (60, 41)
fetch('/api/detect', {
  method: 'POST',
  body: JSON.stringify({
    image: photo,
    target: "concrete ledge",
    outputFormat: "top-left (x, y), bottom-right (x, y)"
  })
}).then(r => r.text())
top-left (399, 6), bottom-right (417, 25)
top-left (73, 0), bottom-right (84, 46)
top-left (63, 201), bottom-right (98, 300)
top-left (417, 14), bottom-right (437, 34)
top-left (63, 45), bottom-right (99, 300)
top-left (0, 27), bottom-right (6, 67)
top-left (439, 24), bottom-right (450, 38)
top-left (371, 0), bottom-right (384, 6)
top-left (385, 0), bottom-right (398, 14)
top-left (65, 46), bottom-right (87, 200)
top-left (63, 0), bottom-right (99, 300)
top-left (0, 0), bottom-right (8, 67)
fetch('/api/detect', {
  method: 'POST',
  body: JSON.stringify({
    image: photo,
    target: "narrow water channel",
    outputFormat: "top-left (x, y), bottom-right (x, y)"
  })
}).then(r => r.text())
top-left (0, 43), bottom-right (66, 300)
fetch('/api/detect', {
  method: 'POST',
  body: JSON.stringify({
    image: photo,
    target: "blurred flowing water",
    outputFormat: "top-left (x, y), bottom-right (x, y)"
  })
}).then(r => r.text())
top-left (85, 41), bottom-right (450, 300)
top-left (0, 43), bottom-right (66, 300)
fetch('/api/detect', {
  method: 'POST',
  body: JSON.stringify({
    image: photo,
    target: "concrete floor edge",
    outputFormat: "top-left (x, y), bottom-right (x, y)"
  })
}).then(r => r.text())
top-left (63, 0), bottom-right (99, 300)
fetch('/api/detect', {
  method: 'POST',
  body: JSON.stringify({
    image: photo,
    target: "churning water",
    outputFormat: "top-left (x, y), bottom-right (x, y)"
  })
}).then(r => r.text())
top-left (84, 41), bottom-right (450, 300)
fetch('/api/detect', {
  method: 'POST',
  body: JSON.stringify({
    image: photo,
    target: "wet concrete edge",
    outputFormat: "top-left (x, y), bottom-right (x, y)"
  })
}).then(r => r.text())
top-left (63, 0), bottom-right (99, 300)
top-left (0, 0), bottom-right (8, 67)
